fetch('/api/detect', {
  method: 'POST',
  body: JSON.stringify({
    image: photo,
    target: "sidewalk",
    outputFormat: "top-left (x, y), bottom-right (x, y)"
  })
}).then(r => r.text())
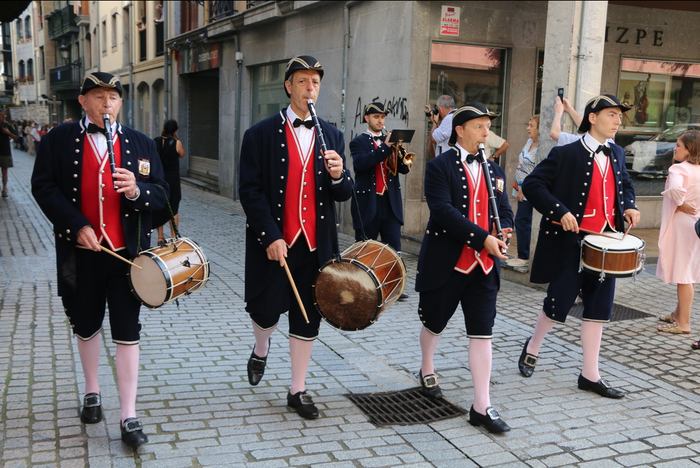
top-left (1, 148), bottom-right (700, 468)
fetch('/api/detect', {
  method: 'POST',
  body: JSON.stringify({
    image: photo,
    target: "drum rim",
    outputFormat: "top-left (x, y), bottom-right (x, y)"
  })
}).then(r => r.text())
top-left (582, 235), bottom-right (645, 251)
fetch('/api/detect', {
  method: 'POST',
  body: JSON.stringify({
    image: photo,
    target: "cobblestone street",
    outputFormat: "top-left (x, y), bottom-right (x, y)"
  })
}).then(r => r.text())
top-left (2, 148), bottom-right (700, 467)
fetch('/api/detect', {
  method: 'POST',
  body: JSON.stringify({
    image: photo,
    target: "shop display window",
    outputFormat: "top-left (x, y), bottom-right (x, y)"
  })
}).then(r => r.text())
top-left (428, 42), bottom-right (507, 147)
top-left (617, 58), bottom-right (700, 195)
top-left (251, 61), bottom-right (288, 126)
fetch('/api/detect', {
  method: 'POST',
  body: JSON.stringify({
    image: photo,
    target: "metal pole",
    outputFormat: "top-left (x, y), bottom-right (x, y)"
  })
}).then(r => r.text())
top-left (163, 1), bottom-right (168, 120)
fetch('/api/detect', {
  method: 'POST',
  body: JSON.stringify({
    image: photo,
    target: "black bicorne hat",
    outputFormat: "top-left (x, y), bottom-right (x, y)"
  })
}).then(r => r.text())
top-left (81, 72), bottom-right (123, 97)
top-left (364, 102), bottom-right (388, 116)
top-left (283, 55), bottom-right (324, 97)
top-left (449, 102), bottom-right (500, 146)
top-left (578, 94), bottom-right (632, 133)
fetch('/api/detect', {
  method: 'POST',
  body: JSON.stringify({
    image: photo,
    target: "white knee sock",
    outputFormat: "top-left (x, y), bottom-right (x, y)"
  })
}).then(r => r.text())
top-left (527, 311), bottom-right (555, 355)
top-left (77, 336), bottom-right (101, 395)
top-left (469, 338), bottom-right (492, 414)
top-left (580, 321), bottom-right (603, 382)
top-left (290, 338), bottom-right (314, 395)
top-left (419, 326), bottom-right (440, 376)
top-left (115, 344), bottom-right (139, 424)
top-left (252, 321), bottom-right (275, 357)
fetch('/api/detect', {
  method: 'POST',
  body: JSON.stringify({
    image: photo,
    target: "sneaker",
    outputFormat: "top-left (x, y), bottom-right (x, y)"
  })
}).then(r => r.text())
top-left (506, 258), bottom-right (529, 268)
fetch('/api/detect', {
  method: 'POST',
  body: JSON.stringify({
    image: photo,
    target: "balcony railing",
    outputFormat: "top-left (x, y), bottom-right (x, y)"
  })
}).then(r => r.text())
top-left (210, 1), bottom-right (237, 22)
top-left (46, 6), bottom-right (79, 40)
top-left (49, 64), bottom-right (82, 92)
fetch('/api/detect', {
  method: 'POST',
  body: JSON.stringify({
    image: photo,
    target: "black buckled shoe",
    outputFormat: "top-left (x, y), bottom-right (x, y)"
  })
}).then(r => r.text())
top-left (468, 406), bottom-right (511, 434)
top-left (418, 370), bottom-right (443, 399)
top-left (120, 418), bottom-right (149, 447)
top-left (577, 374), bottom-right (625, 399)
top-left (80, 393), bottom-right (102, 424)
top-left (287, 391), bottom-right (319, 420)
top-left (399, 293), bottom-right (409, 301)
top-left (518, 337), bottom-right (538, 378)
top-left (247, 341), bottom-right (269, 386)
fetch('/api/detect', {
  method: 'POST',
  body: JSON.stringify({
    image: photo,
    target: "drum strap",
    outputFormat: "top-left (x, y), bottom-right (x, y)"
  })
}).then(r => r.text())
top-left (136, 184), bottom-right (179, 254)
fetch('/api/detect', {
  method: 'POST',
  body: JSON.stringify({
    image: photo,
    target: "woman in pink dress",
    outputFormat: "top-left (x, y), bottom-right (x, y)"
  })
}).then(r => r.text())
top-left (657, 130), bottom-right (700, 336)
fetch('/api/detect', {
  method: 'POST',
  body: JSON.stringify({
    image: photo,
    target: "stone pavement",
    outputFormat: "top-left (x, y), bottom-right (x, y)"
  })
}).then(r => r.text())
top-left (2, 148), bottom-right (700, 468)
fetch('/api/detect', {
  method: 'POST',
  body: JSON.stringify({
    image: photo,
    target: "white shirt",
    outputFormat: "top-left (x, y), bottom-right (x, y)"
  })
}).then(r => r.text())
top-left (583, 132), bottom-right (611, 173)
top-left (558, 131), bottom-right (615, 147)
top-left (456, 142), bottom-right (482, 181)
top-left (433, 109), bottom-right (455, 156)
top-left (84, 116), bottom-right (118, 158)
top-left (286, 105), bottom-right (314, 156)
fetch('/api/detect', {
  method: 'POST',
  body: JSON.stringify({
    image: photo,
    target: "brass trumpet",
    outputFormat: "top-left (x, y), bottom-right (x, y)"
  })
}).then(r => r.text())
top-left (386, 140), bottom-right (415, 176)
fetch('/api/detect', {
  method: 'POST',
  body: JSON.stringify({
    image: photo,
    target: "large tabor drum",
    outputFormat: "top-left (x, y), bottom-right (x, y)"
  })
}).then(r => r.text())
top-left (581, 232), bottom-right (645, 280)
top-left (313, 240), bottom-right (406, 331)
top-left (128, 237), bottom-right (210, 308)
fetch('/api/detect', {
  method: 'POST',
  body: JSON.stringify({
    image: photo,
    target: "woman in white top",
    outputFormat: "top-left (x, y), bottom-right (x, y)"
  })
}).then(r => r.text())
top-left (507, 115), bottom-right (541, 268)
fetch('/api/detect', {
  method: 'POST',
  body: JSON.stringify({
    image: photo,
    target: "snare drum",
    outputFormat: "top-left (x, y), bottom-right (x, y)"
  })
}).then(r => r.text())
top-left (312, 240), bottom-right (406, 331)
top-left (128, 237), bottom-right (210, 308)
top-left (581, 232), bottom-right (645, 280)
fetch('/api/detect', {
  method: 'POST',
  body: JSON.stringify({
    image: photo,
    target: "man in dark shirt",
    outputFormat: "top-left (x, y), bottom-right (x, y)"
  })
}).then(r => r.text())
top-left (0, 111), bottom-right (19, 197)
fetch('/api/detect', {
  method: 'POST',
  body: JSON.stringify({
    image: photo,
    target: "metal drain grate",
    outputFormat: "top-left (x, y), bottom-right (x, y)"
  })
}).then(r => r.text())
top-left (568, 303), bottom-right (653, 322)
top-left (346, 387), bottom-right (467, 426)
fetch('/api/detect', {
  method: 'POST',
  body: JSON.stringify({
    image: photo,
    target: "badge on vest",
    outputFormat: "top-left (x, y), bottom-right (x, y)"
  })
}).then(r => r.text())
top-left (138, 158), bottom-right (150, 178)
top-left (495, 177), bottom-right (504, 193)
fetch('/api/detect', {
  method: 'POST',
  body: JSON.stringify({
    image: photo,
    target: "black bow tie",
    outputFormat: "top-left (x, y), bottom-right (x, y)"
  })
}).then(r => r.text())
top-left (372, 135), bottom-right (385, 142)
top-left (87, 123), bottom-right (107, 135)
top-left (465, 153), bottom-right (479, 164)
top-left (596, 145), bottom-right (611, 156)
top-left (293, 118), bottom-right (314, 129)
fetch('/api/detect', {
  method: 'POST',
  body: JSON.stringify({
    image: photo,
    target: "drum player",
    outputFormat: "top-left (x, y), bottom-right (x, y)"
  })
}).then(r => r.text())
top-left (31, 72), bottom-right (169, 447)
top-left (238, 55), bottom-right (353, 419)
top-left (518, 94), bottom-right (640, 399)
top-left (350, 102), bottom-right (411, 299)
top-left (415, 103), bottom-right (514, 433)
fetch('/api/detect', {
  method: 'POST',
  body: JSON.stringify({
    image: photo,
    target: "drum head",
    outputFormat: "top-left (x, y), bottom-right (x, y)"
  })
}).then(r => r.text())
top-left (313, 259), bottom-right (381, 331)
top-left (583, 232), bottom-right (644, 251)
top-left (129, 253), bottom-right (169, 308)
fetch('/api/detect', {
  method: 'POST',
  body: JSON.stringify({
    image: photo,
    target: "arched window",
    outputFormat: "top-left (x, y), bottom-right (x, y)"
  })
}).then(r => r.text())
top-left (16, 19), bottom-right (22, 41)
top-left (27, 59), bottom-right (33, 81)
top-left (24, 16), bottom-right (31, 40)
top-left (18, 60), bottom-right (25, 79)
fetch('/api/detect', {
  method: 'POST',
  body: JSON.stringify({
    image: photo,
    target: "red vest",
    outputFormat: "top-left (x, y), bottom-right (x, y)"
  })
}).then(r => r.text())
top-left (455, 163), bottom-right (494, 275)
top-left (283, 122), bottom-right (317, 250)
top-left (580, 157), bottom-right (617, 233)
top-left (374, 140), bottom-right (388, 195)
top-left (81, 134), bottom-right (125, 250)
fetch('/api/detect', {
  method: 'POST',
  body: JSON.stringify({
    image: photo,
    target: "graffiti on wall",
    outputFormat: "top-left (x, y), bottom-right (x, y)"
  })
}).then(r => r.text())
top-left (351, 96), bottom-right (409, 140)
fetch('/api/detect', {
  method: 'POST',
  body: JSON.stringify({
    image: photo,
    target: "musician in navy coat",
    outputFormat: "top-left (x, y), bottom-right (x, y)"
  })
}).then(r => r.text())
top-left (31, 72), bottom-right (168, 447)
top-left (350, 102), bottom-right (409, 253)
top-left (415, 103), bottom-right (513, 433)
top-left (239, 56), bottom-right (353, 420)
top-left (519, 94), bottom-right (640, 399)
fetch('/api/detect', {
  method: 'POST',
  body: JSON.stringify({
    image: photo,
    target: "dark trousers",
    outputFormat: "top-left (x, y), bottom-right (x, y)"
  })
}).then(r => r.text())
top-left (355, 194), bottom-right (402, 252)
top-left (514, 199), bottom-right (533, 260)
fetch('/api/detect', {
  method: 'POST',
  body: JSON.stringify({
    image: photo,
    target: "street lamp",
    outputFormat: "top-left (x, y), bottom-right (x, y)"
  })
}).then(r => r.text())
top-left (59, 43), bottom-right (70, 65)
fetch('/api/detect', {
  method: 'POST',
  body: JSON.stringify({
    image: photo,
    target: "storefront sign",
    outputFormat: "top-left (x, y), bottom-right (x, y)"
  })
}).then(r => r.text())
top-left (440, 6), bottom-right (460, 36)
top-left (177, 42), bottom-right (221, 74)
top-left (606, 26), bottom-right (664, 47)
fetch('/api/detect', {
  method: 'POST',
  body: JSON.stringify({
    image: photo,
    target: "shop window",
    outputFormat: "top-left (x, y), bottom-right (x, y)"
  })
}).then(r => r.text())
top-left (251, 61), bottom-right (288, 125)
top-left (24, 16), bottom-right (31, 40)
top-left (429, 42), bottom-right (507, 153)
top-left (617, 58), bottom-right (700, 195)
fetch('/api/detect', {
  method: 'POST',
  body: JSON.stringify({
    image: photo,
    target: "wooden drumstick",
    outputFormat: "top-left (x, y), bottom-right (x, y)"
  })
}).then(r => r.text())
top-left (551, 221), bottom-right (620, 240)
top-left (283, 262), bottom-right (310, 324)
top-left (622, 223), bottom-right (632, 241)
top-left (99, 245), bottom-right (143, 270)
